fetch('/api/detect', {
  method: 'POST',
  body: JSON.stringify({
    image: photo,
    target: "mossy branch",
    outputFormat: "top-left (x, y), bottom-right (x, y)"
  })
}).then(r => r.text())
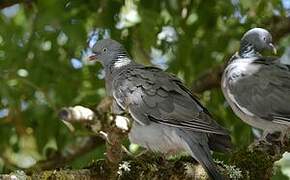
top-left (2, 97), bottom-right (287, 180)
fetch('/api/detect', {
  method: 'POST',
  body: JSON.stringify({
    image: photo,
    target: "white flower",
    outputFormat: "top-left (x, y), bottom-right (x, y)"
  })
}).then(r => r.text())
top-left (117, 161), bottom-right (131, 176)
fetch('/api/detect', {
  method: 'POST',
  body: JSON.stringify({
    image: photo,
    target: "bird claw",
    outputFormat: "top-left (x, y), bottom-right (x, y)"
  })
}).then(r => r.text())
top-left (249, 131), bottom-right (288, 154)
top-left (265, 131), bottom-right (288, 147)
top-left (248, 139), bottom-right (272, 152)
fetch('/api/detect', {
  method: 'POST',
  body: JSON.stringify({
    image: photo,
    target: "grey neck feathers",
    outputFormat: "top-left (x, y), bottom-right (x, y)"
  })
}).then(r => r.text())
top-left (239, 40), bottom-right (261, 58)
top-left (106, 50), bottom-right (133, 74)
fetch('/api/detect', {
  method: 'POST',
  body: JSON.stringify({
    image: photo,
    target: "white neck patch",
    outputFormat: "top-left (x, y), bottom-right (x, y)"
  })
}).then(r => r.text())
top-left (114, 57), bottom-right (131, 68)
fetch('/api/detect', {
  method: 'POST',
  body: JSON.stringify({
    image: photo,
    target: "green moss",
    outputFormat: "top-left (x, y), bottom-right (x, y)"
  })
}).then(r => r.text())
top-left (230, 148), bottom-right (274, 180)
top-left (117, 153), bottom-right (192, 180)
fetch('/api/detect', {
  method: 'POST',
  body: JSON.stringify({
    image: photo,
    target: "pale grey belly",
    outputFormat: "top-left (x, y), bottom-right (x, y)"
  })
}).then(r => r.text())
top-left (128, 122), bottom-right (187, 154)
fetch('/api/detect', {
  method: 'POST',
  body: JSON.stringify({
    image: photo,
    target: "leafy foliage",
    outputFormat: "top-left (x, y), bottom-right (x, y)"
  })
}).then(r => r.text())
top-left (0, 0), bottom-right (289, 178)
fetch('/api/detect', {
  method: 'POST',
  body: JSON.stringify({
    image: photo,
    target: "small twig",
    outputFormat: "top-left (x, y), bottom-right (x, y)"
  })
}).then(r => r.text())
top-left (27, 136), bottom-right (104, 172)
top-left (57, 98), bottom-right (131, 177)
top-left (191, 64), bottom-right (225, 94)
top-left (59, 106), bottom-right (95, 122)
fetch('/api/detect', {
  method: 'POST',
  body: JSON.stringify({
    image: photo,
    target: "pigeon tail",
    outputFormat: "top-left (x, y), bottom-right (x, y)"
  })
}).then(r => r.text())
top-left (180, 130), bottom-right (224, 180)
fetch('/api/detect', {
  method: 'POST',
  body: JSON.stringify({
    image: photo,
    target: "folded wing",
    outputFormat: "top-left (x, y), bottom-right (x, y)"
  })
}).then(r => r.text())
top-left (226, 58), bottom-right (290, 125)
top-left (113, 66), bottom-right (229, 135)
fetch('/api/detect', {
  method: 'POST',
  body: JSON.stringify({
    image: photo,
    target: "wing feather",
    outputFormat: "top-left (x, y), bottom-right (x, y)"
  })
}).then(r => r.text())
top-left (226, 57), bottom-right (290, 123)
top-left (113, 66), bottom-right (228, 135)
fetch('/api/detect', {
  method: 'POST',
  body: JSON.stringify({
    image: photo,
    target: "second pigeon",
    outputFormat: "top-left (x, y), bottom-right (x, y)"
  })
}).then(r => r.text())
top-left (222, 28), bottom-right (290, 144)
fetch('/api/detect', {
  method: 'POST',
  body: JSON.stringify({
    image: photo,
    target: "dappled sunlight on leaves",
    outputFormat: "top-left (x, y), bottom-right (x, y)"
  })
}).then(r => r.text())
top-left (0, 1), bottom-right (289, 179)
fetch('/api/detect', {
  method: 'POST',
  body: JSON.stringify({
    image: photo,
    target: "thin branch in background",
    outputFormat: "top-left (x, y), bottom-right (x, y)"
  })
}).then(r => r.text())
top-left (27, 102), bottom-right (111, 172)
top-left (0, 0), bottom-right (33, 10)
top-left (191, 64), bottom-right (225, 94)
top-left (266, 16), bottom-right (290, 40)
top-left (27, 136), bottom-right (104, 172)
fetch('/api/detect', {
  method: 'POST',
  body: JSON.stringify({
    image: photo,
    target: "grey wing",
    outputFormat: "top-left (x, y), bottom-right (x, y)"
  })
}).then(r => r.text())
top-left (226, 59), bottom-right (290, 124)
top-left (113, 67), bottom-right (229, 135)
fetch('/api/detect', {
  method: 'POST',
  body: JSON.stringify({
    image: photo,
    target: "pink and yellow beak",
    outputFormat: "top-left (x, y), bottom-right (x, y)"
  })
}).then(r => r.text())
top-left (88, 54), bottom-right (97, 61)
top-left (269, 43), bottom-right (277, 55)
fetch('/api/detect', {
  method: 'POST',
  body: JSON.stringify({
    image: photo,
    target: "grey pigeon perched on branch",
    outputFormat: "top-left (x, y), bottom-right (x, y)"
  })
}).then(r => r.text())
top-left (89, 39), bottom-right (231, 180)
top-left (222, 28), bottom-right (290, 143)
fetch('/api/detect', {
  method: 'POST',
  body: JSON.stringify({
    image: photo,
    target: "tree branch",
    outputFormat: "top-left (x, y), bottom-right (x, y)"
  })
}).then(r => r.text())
top-left (3, 153), bottom-right (242, 180)
top-left (51, 102), bottom-right (289, 179)
top-left (1, 97), bottom-right (290, 179)
top-left (191, 64), bottom-right (225, 94)
top-left (26, 99), bottom-right (114, 172)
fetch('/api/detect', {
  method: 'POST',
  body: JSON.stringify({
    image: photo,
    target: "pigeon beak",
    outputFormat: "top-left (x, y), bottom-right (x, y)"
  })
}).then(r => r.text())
top-left (269, 43), bottom-right (277, 55)
top-left (88, 54), bottom-right (97, 61)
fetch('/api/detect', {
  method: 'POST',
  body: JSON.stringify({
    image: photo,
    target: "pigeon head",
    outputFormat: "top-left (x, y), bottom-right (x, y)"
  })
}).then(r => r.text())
top-left (89, 39), bottom-right (130, 67)
top-left (239, 28), bottom-right (276, 57)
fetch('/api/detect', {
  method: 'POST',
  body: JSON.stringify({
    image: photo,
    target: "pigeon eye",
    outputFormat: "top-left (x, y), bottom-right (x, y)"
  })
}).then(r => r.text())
top-left (263, 37), bottom-right (266, 41)
top-left (103, 48), bottom-right (107, 52)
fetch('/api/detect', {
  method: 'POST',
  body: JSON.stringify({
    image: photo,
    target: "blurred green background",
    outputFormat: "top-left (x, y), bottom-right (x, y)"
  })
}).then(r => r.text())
top-left (0, 0), bottom-right (290, 179)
